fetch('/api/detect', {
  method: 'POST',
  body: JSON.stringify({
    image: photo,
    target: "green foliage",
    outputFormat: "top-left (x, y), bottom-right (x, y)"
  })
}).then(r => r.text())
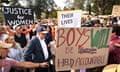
top-left (73, 0), bottom-right (84, 10)
top-left (27, 0), bottom-right (57, 19)
top-left (0, 17), bottom-right (3, 22)
top-left (9, 0), bottom-right (21, 7)
top-left (49, 10), bottom-right (57, 18)
top-left (41, 10), bottom-right (57, 19)
top-left (1, 0), bottom-right (57, 19)
top-left (91, 4), bottom-right (99, 15)
top-left (91, 0), bottom-right (120, 15)
top-left (66, 0), bottom-right (120, 15)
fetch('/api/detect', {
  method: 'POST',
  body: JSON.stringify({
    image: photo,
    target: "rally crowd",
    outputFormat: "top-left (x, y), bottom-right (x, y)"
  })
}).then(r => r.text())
top-left (0, 16), bottom-right (120, 72)
top-left (0, 19), bottom-right (56, 72)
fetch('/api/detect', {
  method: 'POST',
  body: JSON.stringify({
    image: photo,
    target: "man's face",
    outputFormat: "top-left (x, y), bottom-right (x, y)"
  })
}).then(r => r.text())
top-left (0, 48), bottom-right (9, 58)
top-left (38, 33), bottom-right (46, 39)
top-left (8, 36), bottom-right (15, 43)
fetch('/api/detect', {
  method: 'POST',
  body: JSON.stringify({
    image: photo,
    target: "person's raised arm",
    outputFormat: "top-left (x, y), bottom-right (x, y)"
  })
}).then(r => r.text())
top-left (16, 62), bottom-right (49, 68)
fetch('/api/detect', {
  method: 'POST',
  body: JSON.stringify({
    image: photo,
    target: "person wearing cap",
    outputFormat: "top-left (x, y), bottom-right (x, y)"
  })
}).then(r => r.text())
top-left (24, 26), bottom-right (52, 72)
top-left (0, 40), bottom-right (49, 72)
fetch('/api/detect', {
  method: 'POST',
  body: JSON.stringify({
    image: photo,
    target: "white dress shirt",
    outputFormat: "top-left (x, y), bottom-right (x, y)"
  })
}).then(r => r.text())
top-left (38, 37), bottom-right (48, 60)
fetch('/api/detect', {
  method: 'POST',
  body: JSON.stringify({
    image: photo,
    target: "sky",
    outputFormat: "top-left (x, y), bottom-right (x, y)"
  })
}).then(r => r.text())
top-left (54, 0), bottom-right (66, 9)
top-left (4, 0), bottom-right (66, 9)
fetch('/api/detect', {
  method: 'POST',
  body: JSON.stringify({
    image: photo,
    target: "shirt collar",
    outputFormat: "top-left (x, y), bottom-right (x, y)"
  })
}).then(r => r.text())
top-left (37, 35), bottom-right (45, 41)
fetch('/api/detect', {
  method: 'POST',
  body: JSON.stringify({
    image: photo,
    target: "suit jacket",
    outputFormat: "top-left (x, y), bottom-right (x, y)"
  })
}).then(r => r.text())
top-left (24, 36), bottom-right (52, 63)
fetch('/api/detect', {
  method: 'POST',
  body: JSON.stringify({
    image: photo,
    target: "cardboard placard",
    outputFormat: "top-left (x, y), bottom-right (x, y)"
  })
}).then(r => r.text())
top-left (58, 10), bottom-right (81, 28)
top-left (112, 5), bottom-right (120, 16)
top-left (3, 6), bottom-right (34, 26)
top-left (55, 27), bottom-right (112, 71)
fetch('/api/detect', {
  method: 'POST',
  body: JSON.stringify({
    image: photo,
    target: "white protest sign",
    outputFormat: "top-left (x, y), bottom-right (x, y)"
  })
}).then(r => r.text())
top-left (58, 10), bottom-right (81, 28)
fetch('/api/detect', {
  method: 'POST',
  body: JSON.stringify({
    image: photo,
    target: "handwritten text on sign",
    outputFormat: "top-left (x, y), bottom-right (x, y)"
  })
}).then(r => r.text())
top-left (55, 28), bottom-right (112, 71)
top-left (3, 7), bottom-right (34, 26)
top-left (58, 10), bottom-right (81, 27)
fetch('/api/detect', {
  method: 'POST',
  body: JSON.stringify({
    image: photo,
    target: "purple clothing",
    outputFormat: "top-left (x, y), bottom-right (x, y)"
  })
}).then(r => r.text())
top-left (80, 69), bottom-right (86, 72)
top-left (0, 58), bottom-right (18, 72)
top-left (109, 37), bottom-right (120, 64)
top-left (0, 34), bottom-right (6, 41)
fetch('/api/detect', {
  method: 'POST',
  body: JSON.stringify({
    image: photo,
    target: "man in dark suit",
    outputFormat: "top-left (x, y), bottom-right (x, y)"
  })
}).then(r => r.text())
top-left (24, 26), bottom-right (52, 72)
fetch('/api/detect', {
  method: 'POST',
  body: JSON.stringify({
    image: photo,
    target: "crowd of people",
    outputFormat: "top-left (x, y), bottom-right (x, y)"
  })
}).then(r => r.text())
top-left (0, 19), bottom-right (56, 72)
top-left (81, 15), bottom-right (120, 27)
top-left (0, 16), bottom-right (120, 72)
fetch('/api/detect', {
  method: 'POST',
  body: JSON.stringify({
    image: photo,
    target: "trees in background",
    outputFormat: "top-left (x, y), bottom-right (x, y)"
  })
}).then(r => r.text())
top-left (65, 0), bottom-right (120, 15)
top-left (0, 0), bottom-right (57, 19)
top-left (92, 0), bottom-right (120, 15)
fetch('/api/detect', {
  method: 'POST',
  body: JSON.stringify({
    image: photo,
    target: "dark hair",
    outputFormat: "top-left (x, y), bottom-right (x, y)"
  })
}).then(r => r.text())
top-left (47, 26), bottom-right (52, 34)
top-left (0, 53), bottom-right (3, 59)
top-left (112, 26), bottom-right (120, 36)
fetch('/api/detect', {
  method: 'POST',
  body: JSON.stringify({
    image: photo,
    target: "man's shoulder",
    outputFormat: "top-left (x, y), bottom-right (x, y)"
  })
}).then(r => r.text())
top-left (30, 36), bottom-right (39, 43)
top-left (31, 36), bottom-right (38, 40)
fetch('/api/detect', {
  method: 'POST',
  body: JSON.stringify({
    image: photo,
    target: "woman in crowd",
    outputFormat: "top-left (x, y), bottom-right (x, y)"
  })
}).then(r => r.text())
top-left (4, 34), bottom-right (24, 72)
top-left (46, 26), bottom-right (53, 45)
top-left (4, 34), bottom-right (24, 62)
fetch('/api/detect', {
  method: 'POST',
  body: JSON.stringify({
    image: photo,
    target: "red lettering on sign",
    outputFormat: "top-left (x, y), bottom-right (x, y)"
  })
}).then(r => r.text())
top-left (65, 47), bottom-right (73, 54)
top-left (76, 28), bottom-right (90, 48)
top-left (56, 28), bottom-right (90, 48)
top-left (66, 28), bottom-right (75, 46)
top-left (56, 29), bottom-right (65, 48)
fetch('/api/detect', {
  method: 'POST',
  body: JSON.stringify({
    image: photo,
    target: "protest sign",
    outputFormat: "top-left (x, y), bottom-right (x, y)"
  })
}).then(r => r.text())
top-left (3, 6), bottom-right (34, 26)
top-left (57, 10), bottom-right (81, 28)
top-left (112, 5), bottom-right (120, 16)
top-left (55, 27), bottom-right (112, 71)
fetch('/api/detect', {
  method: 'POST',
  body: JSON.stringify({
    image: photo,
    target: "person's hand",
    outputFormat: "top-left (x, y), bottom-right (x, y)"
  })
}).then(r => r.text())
top-left (39, 62), bottom-right (49, 68)
top-left (22, 47), bottom-right (26, 52)
top-left (48, 43), bottom-right (50, 47)
top-left (114, 43), bottom-right (120, 48)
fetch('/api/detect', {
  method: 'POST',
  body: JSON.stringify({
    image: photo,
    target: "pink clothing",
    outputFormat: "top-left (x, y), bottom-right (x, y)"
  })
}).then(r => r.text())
top-left (109, 37), bottom-right (120, 64)
top-left (109, 37), bottom-right (120, 51)
top-left (0, 58), bottom-right (18, 72)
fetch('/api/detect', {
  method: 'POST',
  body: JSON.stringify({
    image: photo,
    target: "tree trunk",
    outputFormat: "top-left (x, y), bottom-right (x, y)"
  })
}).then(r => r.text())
top-left (45, 10), bottom-right (49, 19)
top-left (34, 6), bottom-right (41, 19)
